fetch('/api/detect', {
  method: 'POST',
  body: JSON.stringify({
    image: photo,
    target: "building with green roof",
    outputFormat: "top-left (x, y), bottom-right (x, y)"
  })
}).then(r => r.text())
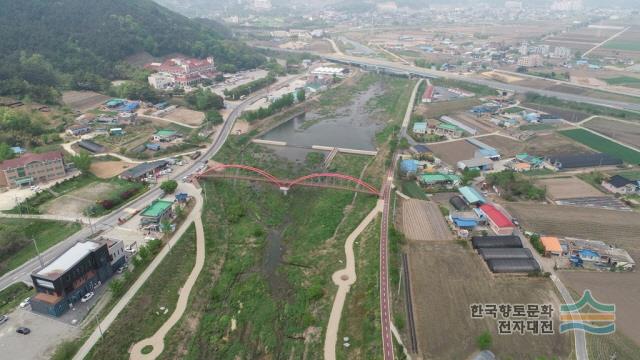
top-left (435, 123), bottom-right (463, 138)
top-left (458, 186), bottom-right (487, 205)
top-left (419, 173), bottom-right (461, 187)
top-left (153, 129), bottom-right (179, 142)
top-left (140, 199), bottom-right (174, 225)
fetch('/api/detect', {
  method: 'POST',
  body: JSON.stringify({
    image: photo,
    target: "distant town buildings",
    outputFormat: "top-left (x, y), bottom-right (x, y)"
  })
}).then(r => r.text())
top-left (252, 0), bottom-right (272, 11)
top-left (147, 56), bottom-right (217, 89)
top-left (551, 0), bottom-right (583, 11)
top-left (517, 54), bottom-right (544, 68)
top-left (552, 46), bottom-right (572, 59)
top-left (0, 151), bottom-right (66, 188)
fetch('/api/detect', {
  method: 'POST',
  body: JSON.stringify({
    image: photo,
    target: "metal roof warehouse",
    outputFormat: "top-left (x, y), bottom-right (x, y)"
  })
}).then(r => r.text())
top-left (472, 235), bottom-right (522, 249)
top-left (120, 160), bottom-right (169, 180)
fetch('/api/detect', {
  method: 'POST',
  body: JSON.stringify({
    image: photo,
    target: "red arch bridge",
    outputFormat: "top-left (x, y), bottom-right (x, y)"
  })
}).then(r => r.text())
top-left (196, 164), bottom-right (380, 196)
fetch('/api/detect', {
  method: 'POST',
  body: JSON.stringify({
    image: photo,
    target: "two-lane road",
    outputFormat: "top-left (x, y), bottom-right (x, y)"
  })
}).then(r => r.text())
top-left (0, 82), bottom-right (276, 292)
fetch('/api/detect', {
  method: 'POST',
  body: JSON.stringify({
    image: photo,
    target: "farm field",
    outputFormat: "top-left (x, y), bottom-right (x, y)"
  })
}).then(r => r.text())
top-left (62, 91), bottom-right (110, 112)
top-left (398, 199), bottom-right (453, 241)
top-left (407, 241), bottom-right (572, 360)
top-left (450, 112), bottom-right (498, 134)
top-left (602, 76), bottom-right (640, 89)
top-left (479, 135), bottom-right (525, 158)
top-left (90, 160), bottom-right (135, 179)
top-left (560, 129), bottom-right (640, 164)
top-left (420, 97), bottom-right (482, 119)
top-left (583, 117), bottom-right (640, 148)
top-left (524, 132), bottom-right (594, 157)
top-left (428, 139), bottom-right (479, 166)
top-left (536, 176), bottom-right (603, 200)
top-left (505, 201), bottom-right (640, 347)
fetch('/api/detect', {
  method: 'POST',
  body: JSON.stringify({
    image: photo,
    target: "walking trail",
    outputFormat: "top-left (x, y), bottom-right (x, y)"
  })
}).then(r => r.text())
top-left (71, 184), bottom-right (203, 360)
top-left (323, 200), bottom-right (383, 360)
top-left (129, 189), bottom-right (205, 360)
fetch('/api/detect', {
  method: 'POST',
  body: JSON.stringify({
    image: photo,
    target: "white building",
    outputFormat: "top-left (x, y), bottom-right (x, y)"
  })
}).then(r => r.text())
top-left (517, 54), bottom-right (544, 68)
top-left (311, 67), bottom-right (348, 77)
top-left (148, 72), bottom-right (174, 90)
top-left (552, 46), bottom-right (572, 59)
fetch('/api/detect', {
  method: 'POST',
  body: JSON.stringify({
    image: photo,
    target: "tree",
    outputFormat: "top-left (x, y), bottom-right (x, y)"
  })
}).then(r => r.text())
top-left (476, 331), bottom-right (492, 350)
top-left (160, 180), bottom-right (178, 194)
top-left (72, 152), bottom-right (92, 174)
top-left (185, 88), bottom-right (224, 111)
top-left (206, 110), bottom-right (224, 125)
top-left (296, 88), bottom-right (306, 102)
top-left (0, 143), bottom-right (14, 162)
top-left (160, 219), bottom-right (172, 234)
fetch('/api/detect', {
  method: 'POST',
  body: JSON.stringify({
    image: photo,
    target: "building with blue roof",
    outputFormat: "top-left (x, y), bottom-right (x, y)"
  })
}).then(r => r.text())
top-left (451, 216), bottom-right (478, 229)
top-left (475, 148), bottom-right (501, 160)
top-left (577, 249), bottom-right (600, 262)
top-left (400, 159), bottom-right (419, 175)
top-left (458, 186), bottom-right (486, 205)
top-left (10, 146), bottom-right (25, 155)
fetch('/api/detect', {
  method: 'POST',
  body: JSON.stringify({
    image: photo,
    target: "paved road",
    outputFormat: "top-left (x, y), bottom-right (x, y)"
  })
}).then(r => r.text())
top-left (379, 159), bottom-right (397, 360)
top-left (0, 83), bottom-right (272, 292)
top-left (260, 45), bottom-right (640, 112)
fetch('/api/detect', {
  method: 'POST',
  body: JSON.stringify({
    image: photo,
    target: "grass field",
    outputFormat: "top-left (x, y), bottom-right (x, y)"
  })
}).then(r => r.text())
top-left (603, 76), bottom-right (640, 89)
top-left (401, 180), bottom-right (428, 199)
top-left (0, 283), bottom-right (34, 314)
top-left (86, 225), bottom-right (197, 360)
top-left (560, 129), bottom-right (640, 164)
top-left (0, 218), bottom-right (81, 276)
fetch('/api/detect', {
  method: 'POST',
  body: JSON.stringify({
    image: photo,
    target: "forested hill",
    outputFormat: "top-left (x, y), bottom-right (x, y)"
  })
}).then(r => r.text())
top-left (0, 0), bottom-right (264, 103)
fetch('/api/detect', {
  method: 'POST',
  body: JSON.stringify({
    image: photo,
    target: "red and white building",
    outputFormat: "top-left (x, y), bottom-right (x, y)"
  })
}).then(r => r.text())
top-left (421, 84), bottom-right (435, 103)
top-left (147, 56), bottom-right (217, 88)
top-left (479, 204), bottom-right (515, 236)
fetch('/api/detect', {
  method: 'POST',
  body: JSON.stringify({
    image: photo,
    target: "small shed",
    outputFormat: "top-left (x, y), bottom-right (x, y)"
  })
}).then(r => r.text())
top-left (400, 159), bottom-right (419, 175)
top-left (458, 186), bottom-right (486, 205)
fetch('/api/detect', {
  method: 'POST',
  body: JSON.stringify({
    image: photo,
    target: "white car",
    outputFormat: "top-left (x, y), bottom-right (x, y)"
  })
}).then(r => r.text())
top-left (80, 292), bottom-right (94, 303)
top-left (19, 298), bottom-right (31, 308)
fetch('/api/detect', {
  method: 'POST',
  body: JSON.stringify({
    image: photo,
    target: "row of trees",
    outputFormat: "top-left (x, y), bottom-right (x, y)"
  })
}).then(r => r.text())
top-left (241, 90), bottom-right (304, 122)
top-left (223, 73), bottom-right (277, 100)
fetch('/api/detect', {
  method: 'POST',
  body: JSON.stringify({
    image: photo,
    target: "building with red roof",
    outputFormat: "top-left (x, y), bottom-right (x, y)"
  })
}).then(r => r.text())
top-left (421, 84), bottom-right (435, 103)
top-left (479, 203), bottom-right (515, 236)
top-left (0, 151), bottom-right (66, 188)
top-left (146, 56), bottom-right (217, 88)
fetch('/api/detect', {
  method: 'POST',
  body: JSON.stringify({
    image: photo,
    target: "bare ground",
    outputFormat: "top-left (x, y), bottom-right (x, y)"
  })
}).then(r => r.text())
top-left (536, 177), bottom-right (604, 200)
top-left (429, 140), bottom-right (479, 166)
top-left (62, 91), bottom-right (110, 112)
top-left (90, 161), bottom-right (135, 179)
top-left (398, 199), bottom-right (453, 241)
top-left (408, 241), bottom-right (572, 360)
top-left (583, 118), bottom-right (640, 148)
top-left (504, 202), bottom-right (640, 347)
top-left (163, 108), bottom-right (205, 126)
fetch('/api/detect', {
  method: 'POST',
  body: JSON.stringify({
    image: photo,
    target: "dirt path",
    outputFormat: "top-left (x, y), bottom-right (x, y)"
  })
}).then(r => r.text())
top-left (323, 200), bottom-right (383, 360)
top-left (129, 188), bottom-right (205, 360)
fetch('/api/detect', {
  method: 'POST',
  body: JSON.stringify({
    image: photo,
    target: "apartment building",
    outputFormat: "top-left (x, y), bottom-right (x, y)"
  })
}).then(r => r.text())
top-left (0, 151), bottom-right (66, 188)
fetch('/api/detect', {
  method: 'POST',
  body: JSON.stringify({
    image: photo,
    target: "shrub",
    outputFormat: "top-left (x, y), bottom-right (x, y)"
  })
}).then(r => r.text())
top-left (476, 331), bottom-right (492, 350)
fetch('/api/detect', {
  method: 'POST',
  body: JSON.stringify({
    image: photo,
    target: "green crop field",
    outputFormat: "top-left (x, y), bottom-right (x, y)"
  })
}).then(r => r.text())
top-left (602, 76), bottom-right (640, 89)
top-left (603, 40), bottom-right (640, 52)
top-left (560, 129), bottom-right (640, 164)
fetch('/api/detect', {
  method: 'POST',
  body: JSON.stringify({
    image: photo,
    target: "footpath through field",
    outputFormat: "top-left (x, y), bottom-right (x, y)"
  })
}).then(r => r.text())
top-left (129, 187), bottom-right (205, 359)
top-left (324, 200), bottom-right (383, 360)
top-left (72, 184), bottom-right (202, 360)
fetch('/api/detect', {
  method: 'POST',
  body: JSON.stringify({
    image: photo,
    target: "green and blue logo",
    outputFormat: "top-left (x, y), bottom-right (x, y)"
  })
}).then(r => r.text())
top-left (559, 290), bottom-right (615, 335)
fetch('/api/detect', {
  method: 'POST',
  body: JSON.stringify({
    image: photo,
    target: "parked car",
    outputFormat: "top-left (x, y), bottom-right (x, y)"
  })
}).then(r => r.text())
top-left (19, 298), bottom-right (31, 308)
top-left (16, 327), bottom-right (30, 335)
top-left (0, 315), bottom-right (8, 325)
top-left (80, 292), bottom-right (94, 303)
top-left (116, 266), bottom-right (125, 274)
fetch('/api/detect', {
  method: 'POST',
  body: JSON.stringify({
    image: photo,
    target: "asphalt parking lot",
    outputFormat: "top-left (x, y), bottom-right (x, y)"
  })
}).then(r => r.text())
top-left (0, 308), bottom-right (80, 359)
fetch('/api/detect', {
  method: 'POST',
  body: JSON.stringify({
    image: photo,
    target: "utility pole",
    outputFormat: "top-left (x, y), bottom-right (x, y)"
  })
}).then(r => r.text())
top-left (33, 238), bottom-right (44, 269)
top-left (95, 315), bottom-right (103, 340)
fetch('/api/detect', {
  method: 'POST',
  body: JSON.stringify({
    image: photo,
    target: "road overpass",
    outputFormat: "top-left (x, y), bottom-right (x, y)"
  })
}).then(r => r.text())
top-left (260, 46), bottom-right (640, 112)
